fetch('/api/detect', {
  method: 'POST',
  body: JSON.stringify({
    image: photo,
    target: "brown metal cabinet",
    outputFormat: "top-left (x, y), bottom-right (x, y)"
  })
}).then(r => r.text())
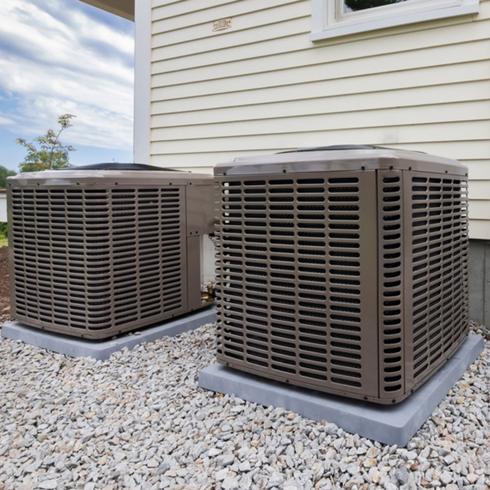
top-left (214, 146), bottom-right (469, 404)
top-left (7, 164), bottom-right (214, 339)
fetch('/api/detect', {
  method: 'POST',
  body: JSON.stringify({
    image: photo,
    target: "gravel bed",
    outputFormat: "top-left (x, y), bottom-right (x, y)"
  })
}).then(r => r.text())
top-left (0, 324), bottom-right (488, 490)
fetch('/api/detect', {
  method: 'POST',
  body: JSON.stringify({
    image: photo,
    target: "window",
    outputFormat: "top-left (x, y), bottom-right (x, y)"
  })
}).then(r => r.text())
top-left (311, 0), bottom-right (480, 41)
top-left (343, 1), bottom-right (408, 12)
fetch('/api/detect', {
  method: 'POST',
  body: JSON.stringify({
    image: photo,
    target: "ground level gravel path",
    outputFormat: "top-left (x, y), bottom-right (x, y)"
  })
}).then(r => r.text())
top-left (0, 324), bottom-right (488, 490)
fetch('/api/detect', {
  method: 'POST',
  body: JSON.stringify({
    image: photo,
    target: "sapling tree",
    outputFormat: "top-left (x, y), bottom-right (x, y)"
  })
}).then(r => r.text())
top-left (17, 114), bottom-right (76, 172)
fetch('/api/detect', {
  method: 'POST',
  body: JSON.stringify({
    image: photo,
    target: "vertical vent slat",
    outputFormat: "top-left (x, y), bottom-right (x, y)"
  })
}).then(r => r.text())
top-left (378, 172), bottom-right (404, 399)
top-left (327, 177), bottom-right (362, 389)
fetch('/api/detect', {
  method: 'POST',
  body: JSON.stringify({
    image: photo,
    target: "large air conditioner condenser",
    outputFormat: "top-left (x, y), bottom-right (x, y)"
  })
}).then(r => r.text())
top-left (8, 163), bottom-right (214, 339)
top-left (214, 146), bottom-right (469, 404)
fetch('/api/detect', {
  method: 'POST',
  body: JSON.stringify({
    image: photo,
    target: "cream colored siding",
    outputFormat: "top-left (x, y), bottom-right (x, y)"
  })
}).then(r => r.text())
top-left (149, 0), bottom-right (490, 239)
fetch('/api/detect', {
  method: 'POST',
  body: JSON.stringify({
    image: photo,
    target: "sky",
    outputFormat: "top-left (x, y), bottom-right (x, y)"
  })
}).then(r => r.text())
top-left (0, 0), bottom-right (134, 171)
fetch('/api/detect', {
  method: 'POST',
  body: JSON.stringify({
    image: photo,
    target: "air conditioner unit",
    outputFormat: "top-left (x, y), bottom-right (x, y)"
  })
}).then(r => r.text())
top-left (214, 146), bottom-right (469, 404)
top-left (7, 163), bottom-right (214, 339)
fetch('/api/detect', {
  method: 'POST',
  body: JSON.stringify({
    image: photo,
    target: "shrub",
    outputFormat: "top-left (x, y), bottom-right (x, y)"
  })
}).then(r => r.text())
top-left (0, 222), bottom-right (7, 247)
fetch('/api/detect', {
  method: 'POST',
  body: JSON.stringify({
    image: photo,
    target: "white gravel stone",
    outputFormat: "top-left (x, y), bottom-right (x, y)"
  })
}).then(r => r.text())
top-left (215, 468), bottom-right (229, 481)
top-left (0, 323), bottom-right (488, 490)
top-left (395, 466), bottom-right (410, 485)
top-left (217, 454), bottom-right (235, 467)
top-left (38, 480), bottom-right (58, 489)
top-left (238, 461), bottom-right (251, 473)
top-left (441, 470), bottom-right (453, 484)
top-left (222, 476), bottom-right (239, 489)
top-left (268, 471), bottom-right (284, 487)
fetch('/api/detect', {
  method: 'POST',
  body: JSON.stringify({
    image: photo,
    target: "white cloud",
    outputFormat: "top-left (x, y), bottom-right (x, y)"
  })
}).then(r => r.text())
top-left (0, 115), bottom-right (13, 126)
top-left (0, 0), bottom-right (134, 151)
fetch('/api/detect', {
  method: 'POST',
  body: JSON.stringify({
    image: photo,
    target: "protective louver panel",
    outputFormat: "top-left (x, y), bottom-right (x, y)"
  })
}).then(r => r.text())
top-left (214, 147), bottom-right (469, 404)
top-left (8, 167), bottom-right (213, 339)
top-left (407, 172), bottom-right (469, 388)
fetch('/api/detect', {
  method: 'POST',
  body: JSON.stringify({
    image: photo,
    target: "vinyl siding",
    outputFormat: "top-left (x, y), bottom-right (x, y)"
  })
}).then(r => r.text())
top-left (149, 0), bottom-right (490, 239)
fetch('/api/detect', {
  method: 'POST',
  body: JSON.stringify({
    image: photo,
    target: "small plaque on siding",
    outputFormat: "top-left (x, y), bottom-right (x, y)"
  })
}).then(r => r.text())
top-left (213, 18), bottom-right (232, 32)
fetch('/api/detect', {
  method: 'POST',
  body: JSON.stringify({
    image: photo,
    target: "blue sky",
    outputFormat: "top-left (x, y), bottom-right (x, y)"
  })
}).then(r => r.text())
top-left (0, 0), bottom-right (134, 171)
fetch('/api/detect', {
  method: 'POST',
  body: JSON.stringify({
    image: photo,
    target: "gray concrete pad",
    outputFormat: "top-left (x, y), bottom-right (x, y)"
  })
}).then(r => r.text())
top-left (2, 307), bottom-right (216, 361)
top-left (199, 333), bottom-right (485, 446)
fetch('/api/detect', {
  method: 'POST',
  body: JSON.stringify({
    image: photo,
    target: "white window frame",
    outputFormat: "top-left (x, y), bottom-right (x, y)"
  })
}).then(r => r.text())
top-left (134, 0), bottom-right (151, 163)
top-left (311, 0), bottom-right (480, 41)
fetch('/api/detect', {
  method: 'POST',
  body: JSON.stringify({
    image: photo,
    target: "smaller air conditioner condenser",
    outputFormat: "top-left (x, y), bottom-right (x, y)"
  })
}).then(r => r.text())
top-left (8, 163), bottom-right (214, 339)
top-left (214, 146), bottom-right (469, 404)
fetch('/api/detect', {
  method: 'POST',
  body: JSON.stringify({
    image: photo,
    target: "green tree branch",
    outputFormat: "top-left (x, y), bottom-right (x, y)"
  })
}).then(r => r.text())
top-left (17, 114), bottom-right (76, 172)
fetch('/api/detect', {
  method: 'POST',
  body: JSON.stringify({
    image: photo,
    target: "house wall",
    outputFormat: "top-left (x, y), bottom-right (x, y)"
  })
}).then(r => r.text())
top-left (146, 0), bottom-right (490, 241)
top-left (0, 193), bottom-right (7, 222)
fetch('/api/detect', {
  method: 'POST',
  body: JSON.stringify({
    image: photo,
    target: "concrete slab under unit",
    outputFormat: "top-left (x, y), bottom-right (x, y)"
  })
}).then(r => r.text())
top-left (2, 307), bottom-right (216, 361)
top-left (199, 333), bottom-right (485, 446)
